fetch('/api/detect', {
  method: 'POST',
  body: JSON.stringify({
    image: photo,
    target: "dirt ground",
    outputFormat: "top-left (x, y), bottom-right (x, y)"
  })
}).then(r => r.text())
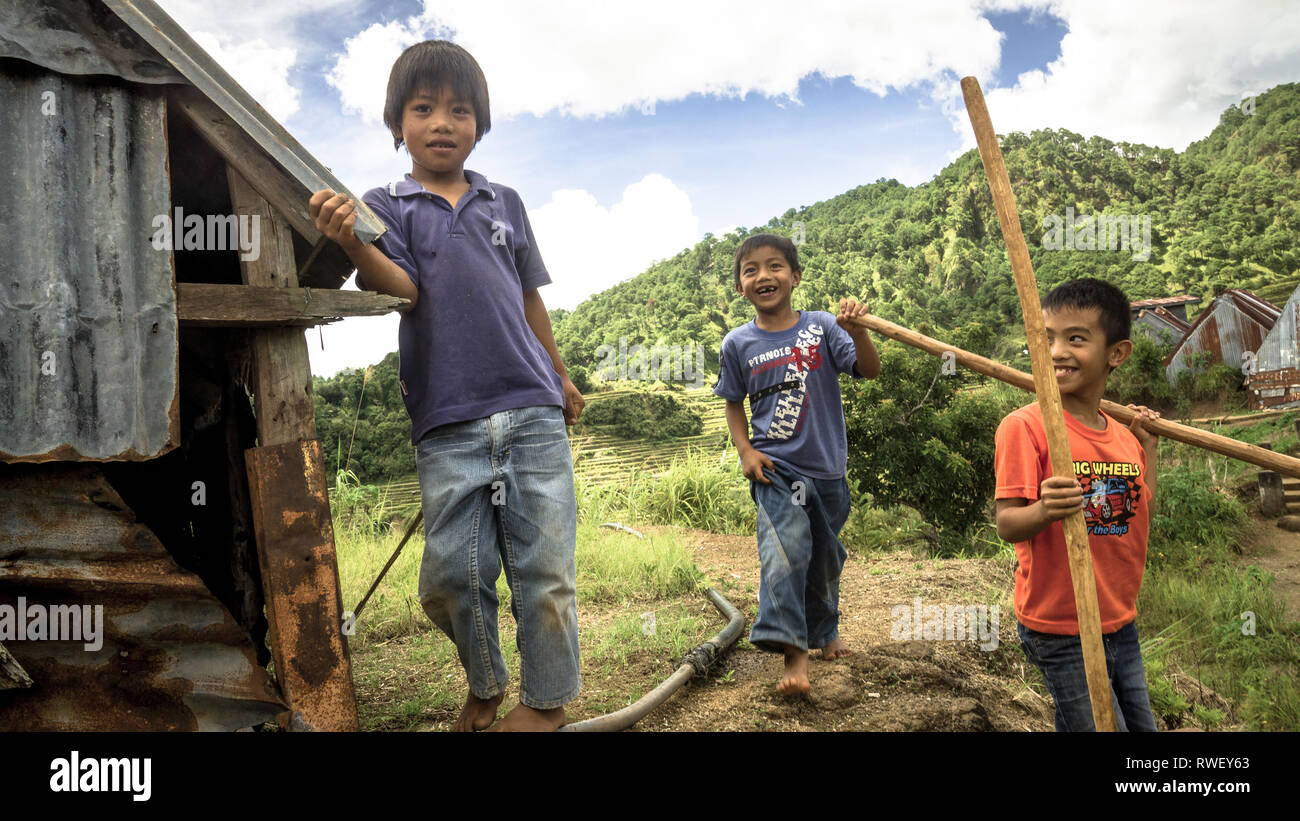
top-left (629, 528), bottom-right (1058, 732)
top-left (621, 515), bottom-right (1299, 733)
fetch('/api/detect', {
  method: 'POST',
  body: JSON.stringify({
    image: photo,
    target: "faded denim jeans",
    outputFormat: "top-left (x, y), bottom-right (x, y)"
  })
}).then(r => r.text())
top-left (749, 460), bottom-right (852, 653)
top-left (415, 405), bottom-right (581, 709)
top-left (1017, 621), bottom-right (1158, 732)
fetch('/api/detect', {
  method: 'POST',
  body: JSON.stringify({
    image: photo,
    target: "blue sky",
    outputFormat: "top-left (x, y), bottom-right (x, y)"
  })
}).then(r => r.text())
top-left (153, 0), bottom-right (1299, 376)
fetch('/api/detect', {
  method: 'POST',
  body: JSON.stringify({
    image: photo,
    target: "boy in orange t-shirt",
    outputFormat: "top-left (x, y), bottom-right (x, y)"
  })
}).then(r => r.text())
top-left (994, 278), bottom-right (1161, 732)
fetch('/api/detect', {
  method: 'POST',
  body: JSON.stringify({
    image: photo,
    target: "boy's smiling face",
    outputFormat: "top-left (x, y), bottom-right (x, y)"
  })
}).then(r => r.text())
top-left (398, 85), bottom-right (477, 182)
top-left (736, 245), bottom-right (800, 313)
top-left (1044, 305), bottom-right (1131, 399)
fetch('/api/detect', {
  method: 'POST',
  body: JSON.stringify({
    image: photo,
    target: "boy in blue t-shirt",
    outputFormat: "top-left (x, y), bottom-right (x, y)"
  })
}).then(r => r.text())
top-left (309, 41), bottom-right (583, 731)
top-left (714, 233), bottom-right (880, 695)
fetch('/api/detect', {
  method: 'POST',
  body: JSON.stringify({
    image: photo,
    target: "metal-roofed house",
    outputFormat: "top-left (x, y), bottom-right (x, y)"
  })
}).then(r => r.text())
top-left (1164, 289), bottom-right (1280, 386)
top-left (0, 0), bottom-right (404, 730)
top-left (1246, 283), bottom-right (1300, 410)
top-left (1129, 295), bottom-right (1201, 325)
top-left (1132, 305), bottom-right (1192, 348)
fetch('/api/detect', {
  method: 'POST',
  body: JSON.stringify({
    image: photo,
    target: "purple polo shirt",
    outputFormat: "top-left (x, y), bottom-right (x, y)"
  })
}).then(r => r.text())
top-left (358, 170), bottom-right (564, 444)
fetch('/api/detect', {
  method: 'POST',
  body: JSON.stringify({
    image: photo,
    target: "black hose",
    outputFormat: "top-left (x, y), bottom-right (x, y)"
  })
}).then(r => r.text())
top-left (561, 588), bottom-right (744, 732)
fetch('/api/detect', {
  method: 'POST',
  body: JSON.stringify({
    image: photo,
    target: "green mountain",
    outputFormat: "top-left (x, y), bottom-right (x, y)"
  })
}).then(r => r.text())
top-left (317, 82), bottom-right (1300, 483)
top-left (552, 82), bottom-right (1300, 370)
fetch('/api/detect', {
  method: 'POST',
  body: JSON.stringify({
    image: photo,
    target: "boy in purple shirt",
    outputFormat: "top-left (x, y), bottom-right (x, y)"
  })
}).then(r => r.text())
top-left (714, 233), bottom-right (880, 696)
top-left (310, 40), bottom-right (583, 731)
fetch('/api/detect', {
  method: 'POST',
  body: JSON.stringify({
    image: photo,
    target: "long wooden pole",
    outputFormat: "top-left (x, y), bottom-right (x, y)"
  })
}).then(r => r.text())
top-left (847, 312), bottom-right (1300, 479)
top-left (961, 76), bottom-right (1115, 731)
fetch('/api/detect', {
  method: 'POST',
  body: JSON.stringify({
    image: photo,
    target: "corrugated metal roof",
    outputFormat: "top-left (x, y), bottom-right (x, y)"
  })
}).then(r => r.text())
top-left (0, 0), bottom-right (186, 84)
top-left (1130, 295), bottom-right (1201, 310)
top-left (0, 463), bottom-right (286, 730)
top-left (1165, 290), bottom-right (1279, 381)
top-left (1252, 283), bottom-right (1300, 373)
top-left (0, 66), bottom-right (179, 462)
top-left (99, 0), bottom-right (384, 245)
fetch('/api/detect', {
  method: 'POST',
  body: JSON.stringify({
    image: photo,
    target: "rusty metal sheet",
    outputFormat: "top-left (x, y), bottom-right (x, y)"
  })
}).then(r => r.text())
top-left (245, 439), bottom-right (358, 731)
top-left (0, 641), bottom-right (33, 690)
top-left (1247, 367), bottom-right (1300, 410)
top-left (1166, 290), bottom-right (1279, 383)
top-left (0, 463), bottom-right (286, 730)
top-left (0, 65), bottom-right (179, 462)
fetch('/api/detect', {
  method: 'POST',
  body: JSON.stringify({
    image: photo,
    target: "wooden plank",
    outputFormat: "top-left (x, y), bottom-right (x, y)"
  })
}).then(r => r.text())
top-left (228, 166), bottom-right (356, 731)
top-left (178, 283), bottom-right (408, 327)
top-left (962, 76), bottom-right (1116, 731)
top-left (228, 167), bottom-right (317, 444)
top-left (245, 441), bottom-right (359, 731)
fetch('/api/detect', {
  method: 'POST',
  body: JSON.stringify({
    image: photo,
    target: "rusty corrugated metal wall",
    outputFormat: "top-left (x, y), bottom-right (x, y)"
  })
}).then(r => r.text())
top-left (1247, 284), bottom-right (1300, 408)
top-left (0, 64), bottom-right (179, 461)
top-left (0, 463), bottom-right (286, 730)
top-left (1165, 292), bottom-right (1276, 383)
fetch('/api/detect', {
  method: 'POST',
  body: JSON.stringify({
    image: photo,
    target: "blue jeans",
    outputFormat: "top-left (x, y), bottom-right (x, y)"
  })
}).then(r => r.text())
top-left (1017, 621), bottom-right (1158, 732)
top-left (749, 461), bottom-right (851, 653)
top-left (414, 405), bottom-right (581, 709)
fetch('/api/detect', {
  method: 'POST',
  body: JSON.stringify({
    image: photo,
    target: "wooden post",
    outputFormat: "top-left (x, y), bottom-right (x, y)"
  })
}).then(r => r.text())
top-left (961, 77), bottom-right (1116, 731)
top-left (228, 167), bottom-right (359, 731)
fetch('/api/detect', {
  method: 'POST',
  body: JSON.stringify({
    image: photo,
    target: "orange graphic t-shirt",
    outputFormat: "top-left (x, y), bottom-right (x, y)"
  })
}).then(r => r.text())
top-left (994, 402), bottom-right (1150, 634)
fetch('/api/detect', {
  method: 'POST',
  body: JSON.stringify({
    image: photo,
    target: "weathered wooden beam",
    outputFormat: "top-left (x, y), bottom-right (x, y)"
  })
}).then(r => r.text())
top-left (228, 166), bottom-right (357, 732)
top-left (228, 168), bottom-right (317, 444)
top-left (178, 283), bottom-right (408, 327)
top-left (245, 440), bottom-right (359, 731)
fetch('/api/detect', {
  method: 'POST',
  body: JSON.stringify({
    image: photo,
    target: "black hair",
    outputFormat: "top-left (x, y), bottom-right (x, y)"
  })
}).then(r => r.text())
top-left (1041, 277), bottom-right (1131, 346)
top-left (383, 40), bottom-right (491, 150)
top-left (733, 232), bottom-right (802, 289)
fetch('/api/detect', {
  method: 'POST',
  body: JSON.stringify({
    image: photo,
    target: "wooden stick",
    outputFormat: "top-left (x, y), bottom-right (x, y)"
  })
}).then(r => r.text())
top-left (961, 76), bottom-right (1116, 731)
top-left (847, 313), bottom-right (1300, 479)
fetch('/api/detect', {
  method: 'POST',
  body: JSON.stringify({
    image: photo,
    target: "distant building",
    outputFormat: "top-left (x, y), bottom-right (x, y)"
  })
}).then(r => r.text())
top-left (1130, 295), bottom-right (1201, 325)
top-left (1132, 306), bottom-right (1191, 347)
top-left (1164, 290), bottom-right (1280, 384)
top-left (1246, 284), bottom-right (1300, 409)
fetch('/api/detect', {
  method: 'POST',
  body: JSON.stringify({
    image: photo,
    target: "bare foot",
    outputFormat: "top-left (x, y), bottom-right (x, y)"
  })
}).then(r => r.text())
top-left (777, 645), bottom-right (810, 697)
top-left (451, 692), bottom-right (504, 732)
top-left (820, 637), bottom-right (852, 660)
top-left (489, 703), bottom-right (566, 732)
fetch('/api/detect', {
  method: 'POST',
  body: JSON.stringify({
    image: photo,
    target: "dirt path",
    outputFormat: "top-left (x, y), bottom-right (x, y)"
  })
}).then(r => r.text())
top-left (633, 528), bottom-right (1058, 731)
top-left (1241, 514), bottom-right (1300, 621)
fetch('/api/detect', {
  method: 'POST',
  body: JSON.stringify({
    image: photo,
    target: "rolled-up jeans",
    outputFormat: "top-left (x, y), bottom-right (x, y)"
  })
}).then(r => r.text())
top-left (414, 405), bottom-right (581, 709)
top-left (1017, 620), bottom-right (1157, 732)
top-left (748, 460), bottom-right (852, 653)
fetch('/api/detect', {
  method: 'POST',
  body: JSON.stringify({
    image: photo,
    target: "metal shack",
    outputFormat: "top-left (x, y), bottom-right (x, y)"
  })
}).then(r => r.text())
top-left (1132, 306), bottom-right (1191, 347)
top-left (1246, 283), bottom-right (1300, 410)
top-left (0, 0), bottom-right (405, 730)
top-left (1164, 289), bottom-right (1280, 386)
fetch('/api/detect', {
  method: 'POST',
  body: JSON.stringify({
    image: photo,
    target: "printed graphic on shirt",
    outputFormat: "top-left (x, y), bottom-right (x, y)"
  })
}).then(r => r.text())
top-left (1073, 459), bottom-right (1143, 536)
top-left (749, 323), bottom-right (826, 441)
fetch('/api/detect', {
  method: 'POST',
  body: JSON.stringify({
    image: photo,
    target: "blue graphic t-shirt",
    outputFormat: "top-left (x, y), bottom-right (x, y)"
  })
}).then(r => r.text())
top-left (713, 310), bottom-right (862, 479)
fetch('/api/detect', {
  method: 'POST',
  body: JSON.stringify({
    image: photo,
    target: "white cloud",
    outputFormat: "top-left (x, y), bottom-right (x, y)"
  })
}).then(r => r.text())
top-left (326, 0), bottom-right (1005, 123)
top-left (951, 0), bottom-right (1300, 151)
top-left (530, 174), bottom-right (701, 311)
top-left (188, 33), bottom-right (301, 122)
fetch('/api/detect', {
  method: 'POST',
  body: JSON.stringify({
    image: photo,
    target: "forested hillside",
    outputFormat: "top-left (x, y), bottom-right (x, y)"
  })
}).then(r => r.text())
top-left (552, 82), bottom-right (1300, 369)
top-left (317, 83), bottom-right (1300, 482)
